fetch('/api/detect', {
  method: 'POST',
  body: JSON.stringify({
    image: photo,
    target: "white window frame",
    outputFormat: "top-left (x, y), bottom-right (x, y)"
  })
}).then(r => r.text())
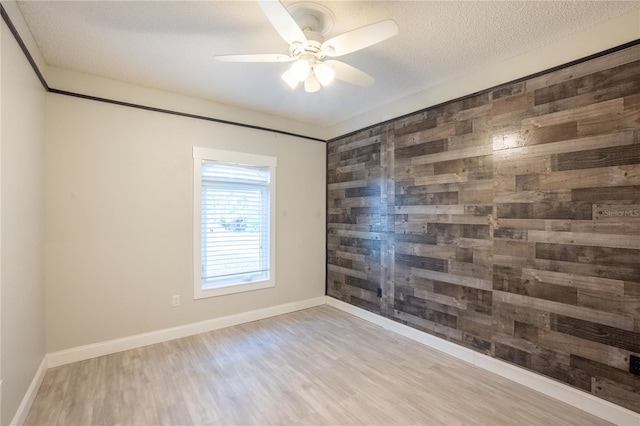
top-left (193, 147), bottom-right (276, 299)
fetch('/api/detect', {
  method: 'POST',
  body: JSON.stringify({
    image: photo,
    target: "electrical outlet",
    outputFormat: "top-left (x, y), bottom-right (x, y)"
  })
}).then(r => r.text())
top-left (630, 354), bottom-right (640, 376)
top-left (172, 295), bottom-right (180, 307)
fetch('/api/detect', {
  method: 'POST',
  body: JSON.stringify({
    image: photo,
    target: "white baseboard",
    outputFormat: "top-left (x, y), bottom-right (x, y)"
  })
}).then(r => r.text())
top-left (47, 296), bottom-right (326, 368)
top-left (10, 358), bottom-right (47, 426)
top-left (326, 296), bottom-right (640, 426)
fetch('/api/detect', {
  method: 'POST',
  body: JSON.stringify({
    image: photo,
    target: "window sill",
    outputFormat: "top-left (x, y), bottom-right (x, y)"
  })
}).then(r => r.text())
top-left (194, 278), bottom-right (275, 300)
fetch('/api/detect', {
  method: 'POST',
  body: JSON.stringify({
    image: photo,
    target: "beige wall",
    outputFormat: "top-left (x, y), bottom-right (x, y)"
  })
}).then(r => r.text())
top-left (45, 94), bottom-right (326, 353)
top-left (0, 21), bottom-right (46, 425)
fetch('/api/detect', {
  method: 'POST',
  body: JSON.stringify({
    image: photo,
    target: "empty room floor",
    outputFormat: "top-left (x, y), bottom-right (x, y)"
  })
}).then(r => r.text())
top-left (25, 305), bottom-right (610, 425)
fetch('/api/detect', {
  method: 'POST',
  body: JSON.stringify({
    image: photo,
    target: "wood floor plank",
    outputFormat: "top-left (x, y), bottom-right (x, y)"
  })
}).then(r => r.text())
top-left (26, 306), bottom-right (613, 426)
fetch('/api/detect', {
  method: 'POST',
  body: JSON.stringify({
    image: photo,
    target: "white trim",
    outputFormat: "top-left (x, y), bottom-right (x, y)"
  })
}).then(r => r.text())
top-left (197, 279), bottom-right (274, 298)
top-left (47, 296), bottom-right (325, 368)
top-left (326, 296), bottom-right (640, 426)
top-left (193, 147), bottom-right (277, 168)
top-left (10, 358), bottom-right (47, 426)
top-left (192, 146), bottom-right (277, 300)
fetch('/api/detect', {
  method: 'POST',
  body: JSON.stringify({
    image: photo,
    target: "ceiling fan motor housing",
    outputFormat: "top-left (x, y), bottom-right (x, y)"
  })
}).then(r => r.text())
top-left (289, 36), bottom-right (329, 60)
top-left (287, 2), bottom-right (336, 61)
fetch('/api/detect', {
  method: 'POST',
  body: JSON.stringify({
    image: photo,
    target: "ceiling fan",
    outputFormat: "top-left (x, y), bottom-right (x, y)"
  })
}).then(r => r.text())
top-left (215, 0), bottom-right (398, 93)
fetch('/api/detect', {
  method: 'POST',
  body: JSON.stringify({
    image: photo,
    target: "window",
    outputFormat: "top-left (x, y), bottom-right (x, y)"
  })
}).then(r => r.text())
top-left (193, 147), bottom-right (276, 299)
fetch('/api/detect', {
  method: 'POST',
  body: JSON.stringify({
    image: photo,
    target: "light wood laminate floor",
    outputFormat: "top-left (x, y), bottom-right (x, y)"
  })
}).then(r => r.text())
top-left (26, 306), bottom-right (611, 425)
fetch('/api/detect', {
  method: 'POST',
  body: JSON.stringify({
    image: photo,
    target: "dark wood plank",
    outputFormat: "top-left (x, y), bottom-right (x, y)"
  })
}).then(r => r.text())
top-left (555, 144), bottom-right (640, 171)
top-left (393, 112), bottom-right (438, 136)
top-left (345, 186), bottom-right (381, 198)
top-left (395, 253), bottom-right (448, 273)
top-left (497, 202), bottom-right (592, 220)
top-left (491, 82), bottom-right (527, 101)
top-left (571, 185), bottom-right (640, 202)
top-left (435, 223), bottom-right (490, 240)
top-left (535, 243), bottom-right (640, 269)
top-left (395, 193), bottom-right (458, 206)
top-left (395, 296), bottom-right (458, 329)
top-left (570, 355), bottom-right (640, 392)
top-left (394, 139), bottom-right (447, 158)
top-left (554, 315), bottom-right (640, 352)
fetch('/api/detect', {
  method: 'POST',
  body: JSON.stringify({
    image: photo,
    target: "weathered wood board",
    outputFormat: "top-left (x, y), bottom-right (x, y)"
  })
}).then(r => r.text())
top-left (327, 44), bottom-right (640, 413)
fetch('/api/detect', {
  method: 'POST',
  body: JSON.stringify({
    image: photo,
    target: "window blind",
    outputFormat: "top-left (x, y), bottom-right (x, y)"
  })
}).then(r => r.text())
top-left (200, 160), bottom-right (270, 288)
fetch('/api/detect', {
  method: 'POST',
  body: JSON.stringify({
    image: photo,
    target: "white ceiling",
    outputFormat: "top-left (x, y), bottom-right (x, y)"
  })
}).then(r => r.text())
top-left (14, 1), bottom-right (640, 129)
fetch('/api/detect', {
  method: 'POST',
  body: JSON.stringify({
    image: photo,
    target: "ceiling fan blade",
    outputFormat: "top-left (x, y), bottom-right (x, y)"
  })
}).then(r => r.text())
top-left (322, 20), bottom-right (398, 57)
top-left (258, 0), bottom-right (307, 45)
top-left (325, 60), bottom-right (374, 87)
top-left (215, 54), bottom-right (293, 63)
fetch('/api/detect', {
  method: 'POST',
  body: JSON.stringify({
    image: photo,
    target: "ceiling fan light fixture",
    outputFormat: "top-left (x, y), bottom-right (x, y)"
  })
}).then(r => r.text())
top-left (281, 69), bottom-right (298, 89)
top-left (219, 1), bottom-right (397, 93)
top-left (290, 58), bottom-right (311, 81)
top-left (304, 73), bottom-right (321, 93)
top-left (313, 62), bottom-right (335, 86)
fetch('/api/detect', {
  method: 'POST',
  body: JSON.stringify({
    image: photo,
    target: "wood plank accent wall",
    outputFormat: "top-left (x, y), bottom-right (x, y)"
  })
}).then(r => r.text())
top-left (327, 43), bottom-right (640, 413)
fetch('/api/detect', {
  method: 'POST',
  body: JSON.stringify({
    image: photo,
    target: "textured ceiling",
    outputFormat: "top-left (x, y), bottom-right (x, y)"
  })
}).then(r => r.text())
top-left (16, 0), bottom-right (640, 127)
